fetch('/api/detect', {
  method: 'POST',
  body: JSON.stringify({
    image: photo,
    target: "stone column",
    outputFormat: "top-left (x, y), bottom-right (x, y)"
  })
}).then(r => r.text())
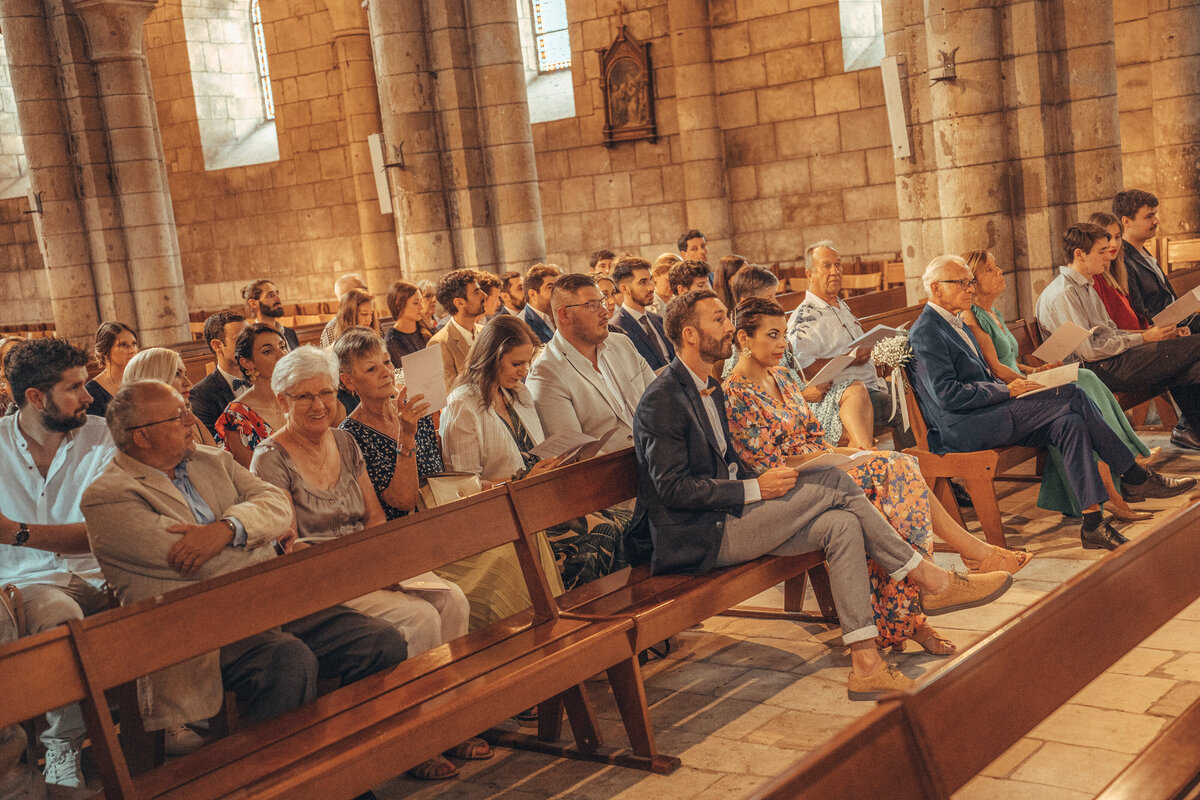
top-left (0, 0), bottom-right (100, 342)
top-left (71, 0), bottom-right (189, 345)
top-left (1148, 0), bottom-right (1200, 235)
top-left (325, 0), bottom-right (402, 294)
top-left (666, 0), bottom-right (732, 257)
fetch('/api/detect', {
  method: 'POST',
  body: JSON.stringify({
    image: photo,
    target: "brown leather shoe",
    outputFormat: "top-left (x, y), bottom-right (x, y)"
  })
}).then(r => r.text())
top-left (847, 663), bottom-right (915, 701)
top-left (1170, 425), bottom-right (1200, 451)
top-left (920, 570), bottom-right (1012, 616)
top-left (1121, 469), bottom-right (1196, 502)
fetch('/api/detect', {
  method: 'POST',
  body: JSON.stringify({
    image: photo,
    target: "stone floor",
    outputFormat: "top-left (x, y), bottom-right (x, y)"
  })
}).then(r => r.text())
top-left (371, 433), bottom-right (1200, 800)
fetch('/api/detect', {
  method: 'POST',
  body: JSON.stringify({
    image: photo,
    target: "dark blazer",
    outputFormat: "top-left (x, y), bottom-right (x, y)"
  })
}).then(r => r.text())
top-left (280, 325), bottom-right (300, 352)
top-left (906, 305), bottom-right (1015, 453)
top-left (191, 368), bottom-right (235, 438)
top-left (611, 305), bottom-right (675, 371)
top-left (523, 305), bottom-right (554, 344)
top-left (630, 359), bottom-right (751, 575)
top-left (1122, 240), bottom-right (1176, 324)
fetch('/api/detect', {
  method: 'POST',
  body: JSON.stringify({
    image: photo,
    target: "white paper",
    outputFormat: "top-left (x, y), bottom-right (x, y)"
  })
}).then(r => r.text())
top-left (1019, 362), bottom-right (1080, 397)
top-left (1152, 286), bottom-right (1200, 328)
top-left (1031, 321), bottom-right (1094, 364)
top-left (845, 325), bottom-right (905, 355)
top-left (531, 429), bottom-right (598, 460)
top-left (400, 343), bottom-right (449, 414)
top-left (807, 354), bottom-right (855, 386)
top-left (784, 450), bottom-right (874, 474)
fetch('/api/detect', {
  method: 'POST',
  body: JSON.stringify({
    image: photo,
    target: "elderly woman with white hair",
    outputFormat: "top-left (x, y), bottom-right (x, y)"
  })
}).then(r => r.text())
top-left (907, 254), bottom-right (1183, 551)
top-left (248, 345), bottom-right (487, 779)
top-left (123, 347), bottom-right (216, 446)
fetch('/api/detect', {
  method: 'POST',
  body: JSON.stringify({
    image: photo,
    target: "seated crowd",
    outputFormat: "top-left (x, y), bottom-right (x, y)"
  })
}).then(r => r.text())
top-left (2, 194), bottom-right (1198, 791)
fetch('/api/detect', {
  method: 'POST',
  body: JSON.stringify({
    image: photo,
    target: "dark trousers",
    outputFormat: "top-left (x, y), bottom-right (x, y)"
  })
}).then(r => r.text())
top-left (1004, 386), bottom-right (1136, 510)
top-left (1085, 335), bottom-right (1200, 427)
top-left (220, 605), bottom-right (407, 724)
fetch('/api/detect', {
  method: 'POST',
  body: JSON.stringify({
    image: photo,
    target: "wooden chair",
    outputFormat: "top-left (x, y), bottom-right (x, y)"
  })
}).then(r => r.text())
top-left (840, 272), bottom-right (881, 296)
top-left (750, 500), bottom-right (1200, 800)
top-left (788, 277), bottom-right (808, 293)
top-left (883, 259), bottom-right (905, 289)
top-left (1158, 234), bottom-right (1200, 274)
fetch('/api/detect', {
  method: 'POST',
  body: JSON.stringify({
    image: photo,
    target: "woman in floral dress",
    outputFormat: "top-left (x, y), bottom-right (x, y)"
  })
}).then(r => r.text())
top-left (215, 324), bottom-right (289, 467)
top-left (724, 298), bottom-right (1031, 655)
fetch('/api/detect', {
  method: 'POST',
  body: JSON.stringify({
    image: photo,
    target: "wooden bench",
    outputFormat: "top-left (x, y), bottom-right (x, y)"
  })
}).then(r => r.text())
top-left (748, 498), bottom-right (1200, 800)
top-left (0, 487), bottom-right (650, 799)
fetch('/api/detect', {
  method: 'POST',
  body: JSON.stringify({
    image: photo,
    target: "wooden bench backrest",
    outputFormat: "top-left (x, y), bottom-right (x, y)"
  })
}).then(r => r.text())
top-left (844, 286), bottom-right (907, 319)
top-left (505, 448), bottom-right (638, 533)
top-left (858, 301), bottom-right (926, 331)
top-left (1160, 235), bottom-right (1200, 273)
top-left (0, 627), bottom-right (86, 727)
top-left (1168, 264), bottom-right (1200, 296)
top-left (750, 499), bottom-right (1200, 799)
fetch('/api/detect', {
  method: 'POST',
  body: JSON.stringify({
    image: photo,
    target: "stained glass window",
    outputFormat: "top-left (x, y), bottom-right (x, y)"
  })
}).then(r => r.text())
top-left (534, 0), bottom-right (571, 73)
top-left (251, 0), bottom-right (275, 120)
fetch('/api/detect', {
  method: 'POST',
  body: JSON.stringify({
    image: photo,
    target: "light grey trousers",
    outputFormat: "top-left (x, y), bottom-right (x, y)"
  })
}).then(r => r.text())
top-left (716, 467), bottom-right (923, 645)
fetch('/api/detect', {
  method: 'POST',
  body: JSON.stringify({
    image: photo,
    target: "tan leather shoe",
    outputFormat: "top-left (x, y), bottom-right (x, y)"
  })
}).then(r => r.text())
top-left (920, 570), bottom-right (1012, 616)
top-left (847, 663), bottom-right (915, 701)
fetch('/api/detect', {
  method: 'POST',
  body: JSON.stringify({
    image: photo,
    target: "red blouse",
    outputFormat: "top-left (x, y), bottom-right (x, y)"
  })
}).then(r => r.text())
top-left (1092, 275), bottom-right (1146, 330)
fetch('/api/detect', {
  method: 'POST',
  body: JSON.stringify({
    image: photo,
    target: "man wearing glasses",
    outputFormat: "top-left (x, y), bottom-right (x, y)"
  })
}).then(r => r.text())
top-left (0, 338), bottom-right (115, 787)
top-left (528, 273), bottom-right (656, 457)
top-left (908, 255), bottom-right (1183, 551)
top-left (81, 380), bottom-right (406, 747)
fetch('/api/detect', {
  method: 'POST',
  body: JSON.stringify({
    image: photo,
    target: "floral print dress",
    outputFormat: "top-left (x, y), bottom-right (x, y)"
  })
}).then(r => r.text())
top-left (724, 367), bottom-right (931, 648)
top-left (214, 400), bottom-right (273, 454)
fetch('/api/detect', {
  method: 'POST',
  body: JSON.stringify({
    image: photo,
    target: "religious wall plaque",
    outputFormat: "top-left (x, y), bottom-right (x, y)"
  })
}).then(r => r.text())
top-left (598, 26), bottom-right (656, 147)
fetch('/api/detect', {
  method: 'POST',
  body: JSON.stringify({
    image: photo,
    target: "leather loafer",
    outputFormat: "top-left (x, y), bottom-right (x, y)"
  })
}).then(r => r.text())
top-left (847, 663), bottom-right (915, 701)
top-left (1170, 426), bottom-right (1200, 451)
top-left (1080, 521), bottom-right (1129, 550)
top-left (1121, 469), bottom-right (1197, 502)
top-left (921, 570), bottom-right (1012, 616)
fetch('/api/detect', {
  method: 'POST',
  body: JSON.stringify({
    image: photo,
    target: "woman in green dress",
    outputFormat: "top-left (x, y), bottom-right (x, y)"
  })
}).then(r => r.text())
top-left (960, 250), bottom-right (1154, 521)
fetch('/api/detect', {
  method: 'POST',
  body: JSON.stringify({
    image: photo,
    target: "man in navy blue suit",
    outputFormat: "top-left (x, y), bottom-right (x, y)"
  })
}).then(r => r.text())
top-left (631, 289), bottom-right (1013, 700)
top-left (522, 263), bottom-right (561, 344)
top-left (907, 255), bottom-right (1188, 550)
top-left (610, 256), bottom-right (675, 371)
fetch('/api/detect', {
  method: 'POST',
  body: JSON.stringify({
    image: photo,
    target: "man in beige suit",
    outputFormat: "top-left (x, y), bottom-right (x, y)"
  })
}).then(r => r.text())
top-left (81, 380), bottom-right (406, 734)
top-left (528, 274), bottom-right (655, 454)
top-left (428, 269), bottom-right (487, 390)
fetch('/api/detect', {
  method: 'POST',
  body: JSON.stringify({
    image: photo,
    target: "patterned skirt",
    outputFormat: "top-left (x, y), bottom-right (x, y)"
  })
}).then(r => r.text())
top-left (543, 503), bottom-right (632, 591)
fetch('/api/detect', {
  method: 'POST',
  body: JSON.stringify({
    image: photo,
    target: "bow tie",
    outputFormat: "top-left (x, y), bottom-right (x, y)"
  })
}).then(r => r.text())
top-left (232, 378), bottom-right (250, 391)
top-left (699, 378), bottom-right (720, 398)
top-left (946, 314), bottom-right (965, 331)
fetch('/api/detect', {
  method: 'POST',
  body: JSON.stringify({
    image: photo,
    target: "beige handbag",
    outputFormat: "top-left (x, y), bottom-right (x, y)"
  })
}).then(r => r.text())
top-left (417, 472), bottom-right (485, 510)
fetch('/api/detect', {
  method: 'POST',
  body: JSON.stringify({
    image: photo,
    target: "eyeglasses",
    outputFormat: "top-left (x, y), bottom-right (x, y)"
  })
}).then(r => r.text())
top-left (560, 298), bottom-right (613, 314)
top-left (125, 404), bottom-right (193, 431)
top-left (935, 278), bottom-right (977, 290)
top-left (287, 389), bottom-right (337, 407)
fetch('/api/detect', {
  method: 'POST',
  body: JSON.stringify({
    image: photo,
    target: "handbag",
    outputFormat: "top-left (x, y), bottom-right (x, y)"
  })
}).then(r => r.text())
top-left (417, 471), bottom-right (485, 510)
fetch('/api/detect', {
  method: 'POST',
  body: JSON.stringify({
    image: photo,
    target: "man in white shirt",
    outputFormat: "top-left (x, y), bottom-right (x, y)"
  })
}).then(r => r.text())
top-left (528, 274), bottom-right (656, 455)
top-left (428, 268), bottom-right (487, 390)
top-left (190, 311), bottom-right (249, 438)
top-left (0, 338), bottom-right (116, 786)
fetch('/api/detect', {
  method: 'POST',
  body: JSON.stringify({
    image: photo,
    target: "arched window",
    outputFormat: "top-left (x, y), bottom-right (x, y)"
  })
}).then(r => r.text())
top-left (517, 0), bottom-right (574, 123)
top-left (534, 0), bottom-right (570, 72)
top-left (0, 33), bottom-right (29, 199)
top-left (251, 0), bottom-right (275, 120)
top-left (839, 0), bottom-right (885, 72)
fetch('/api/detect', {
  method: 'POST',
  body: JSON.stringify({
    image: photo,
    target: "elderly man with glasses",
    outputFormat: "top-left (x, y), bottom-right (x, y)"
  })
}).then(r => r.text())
top-left (528, 273), bottom-right (656, 460)
top-left (907, 255), bottom-right (1179, 551)
top-left (81, 380), bottom-right (406, 745)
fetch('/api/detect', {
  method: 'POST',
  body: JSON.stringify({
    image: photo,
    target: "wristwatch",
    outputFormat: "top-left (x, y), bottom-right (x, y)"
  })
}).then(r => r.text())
top-left (13, 522), bottom-right (30, 547)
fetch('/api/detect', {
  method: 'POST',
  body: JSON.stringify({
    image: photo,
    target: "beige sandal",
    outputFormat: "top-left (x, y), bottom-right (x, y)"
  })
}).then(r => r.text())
top-left (961, 545), bottom-right (1033, 575)
top-left (407, 755), bottom-right (458, 781)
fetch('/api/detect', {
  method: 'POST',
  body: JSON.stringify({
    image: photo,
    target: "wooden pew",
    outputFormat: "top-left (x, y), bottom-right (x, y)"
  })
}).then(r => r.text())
top-left (0, 486), bottom-right (651, 799)
top-left (749, 499), bottom-right (1200, 800)
top-left (1158, 235), bottom-right (1200, 274)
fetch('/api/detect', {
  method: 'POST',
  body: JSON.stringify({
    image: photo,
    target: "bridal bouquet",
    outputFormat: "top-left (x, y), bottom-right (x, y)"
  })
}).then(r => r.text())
top-left (869, 333), bottom-right (913, 426)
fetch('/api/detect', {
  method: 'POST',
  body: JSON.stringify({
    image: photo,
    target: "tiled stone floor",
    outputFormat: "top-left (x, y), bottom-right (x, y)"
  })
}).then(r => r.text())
top-left (364, 435), bottom-right (1200, 800)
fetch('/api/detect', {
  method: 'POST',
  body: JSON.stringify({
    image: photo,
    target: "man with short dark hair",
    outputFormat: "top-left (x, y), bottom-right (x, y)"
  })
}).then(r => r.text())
top-left (611, 256), bottom-right (675, 371)
top-left (633, 290), bottom-right (1013, 700)
top-left (241, 279), bottom-right (300, 351)
top-left (589, 249), bottom-right (616, 275)
top-left (429, 269), bottom-right (488, 390)
top-left (523, 263), bottom-right (562, 343)
top-left (1111, 189), bottom-right (1190, 333)
top-left (677, 229), bottom-right (708, 262)
top-left (499, 270), bottom-right (525, 315)
top-left (1037, 222), bottom-right (1200, 451)
top-left (668, 259), bottom-right (712, 297)
top-left (82, 381), bottom-right (406, 734)
top-left (191, 311), bottom-right (247, 438)
top-left (0, 338), bottom-right (117, 786)
top-left (528, 274), bottom-right (655, 456)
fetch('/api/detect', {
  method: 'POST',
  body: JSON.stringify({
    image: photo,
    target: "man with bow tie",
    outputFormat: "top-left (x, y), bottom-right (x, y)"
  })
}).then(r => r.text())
top-left (907, 255), bottom-right (1183, 551)
top-left (190, 311), bottom-right (249, 439)
top-left (630, 289), bottom-right (1014, 700)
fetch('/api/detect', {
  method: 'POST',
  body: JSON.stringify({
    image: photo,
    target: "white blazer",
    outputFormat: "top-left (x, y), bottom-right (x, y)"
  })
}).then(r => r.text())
top-left (527, 332), bottom-right (655, 455)
top-left (440, 382), bottom-right (545, 483)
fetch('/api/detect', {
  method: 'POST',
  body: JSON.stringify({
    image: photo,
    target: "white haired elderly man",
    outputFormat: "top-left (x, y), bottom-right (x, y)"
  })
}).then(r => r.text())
top-left (906, 255), bottom-right (1175, 550)
top-left (81, 380), bottom-right (407, 736)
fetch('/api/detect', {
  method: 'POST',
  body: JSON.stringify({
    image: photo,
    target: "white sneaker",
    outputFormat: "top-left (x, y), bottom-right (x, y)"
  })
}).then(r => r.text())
top-left (163, 724), bottom-right (204, 756)
top-left (42, 747), bottom-right (82, 788)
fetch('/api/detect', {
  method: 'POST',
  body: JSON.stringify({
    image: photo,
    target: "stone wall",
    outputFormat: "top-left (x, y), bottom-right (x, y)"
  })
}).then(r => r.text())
top-left (145, 0), bottom-right (382, 313)
top-left (532, 0), bottom-right (900, 272)
top-left (0, 197), bottom-right (47, 326)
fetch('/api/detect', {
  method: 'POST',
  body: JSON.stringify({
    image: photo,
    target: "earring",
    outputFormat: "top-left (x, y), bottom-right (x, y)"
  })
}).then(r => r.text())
top-left (741, 347), bottom-right (751, 359)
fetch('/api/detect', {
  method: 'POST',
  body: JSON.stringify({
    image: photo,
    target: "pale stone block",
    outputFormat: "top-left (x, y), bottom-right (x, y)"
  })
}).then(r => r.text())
top-left (1150, 681), bottom-right (1200, 718)
top-left (559, 175), bottom-right (595, 214)
top-left (1117, 64), bottom-right (1151, 112)
top-left (808, 2), bottom-right (840, 41)
top-left (763, 44), bottom-right (826, 85)
top-left (928, 60), bottom-right (1005, 120)
top-left (1109, 646), bottom-right (1174, 676)
top-left (714, 55), bottom-right (766, 95)
top-left (618, 204), bottom-right (652, 245)
top-left (801, 220), bottom-right (870, 255)
top-left (747, 12), bottom-right (811, 54)
top-left (836, 106), bottom-right (890, 152)
top-left (760, 227), bottom-right (806, 263)
top-left (711, 22), bottom-right (751, 62)
top-left (716, 90), bottom-right (759, 129)
top-left (775, 114), bottom-right (841, 158)
top-left (842, 183), bottom-right (898, 222)
top-left (676, 94), bottom-right (721, 132)
top-left (1114, 0), bottom-right (1148, 23)
top-left (1151, 53), bottom-right (1200, 101)
top-left (1011, 741), bottom-right (1135, 794)
top-left (631, 167), bottom-right (666, 205)
top-left (1030, 703), bottom-right (1166, 753)
top-left (812, 72), bottom-right (860, 115)
top-left (1073, 672), bottom-right (1176, 713)
top-left (648, 201), bottom-right (688, 243)
top-left (593, 173), bottom-right (632, 210)
top-left (1150, 6), bottom-right (1200, 60)
top-left (756, 160), bottom-right (809, 197)
top-left (810, 150), bottom-right (867, 190)
top-left (755, 82), bottom-right (814, 123)
top-left (730, 197), bottom-right (782, 232)
top-left (735, 0), bottom-right (779, 21)
top-left (723, 124), bottom-right (777, 167)
top-left (1068, 146), bottom-right (1123, 204)
top-left (867, 214), bottom-right (901, 254)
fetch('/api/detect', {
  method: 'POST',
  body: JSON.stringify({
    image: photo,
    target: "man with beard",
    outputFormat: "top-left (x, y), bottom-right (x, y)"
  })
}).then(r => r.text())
top-left (498, 270), bottom-right (525, 315)
top-left (611, 256), bottom-right (675, 371)
top-left (630, 290), bottom-right (1013, 699)
top-left (528, 273), bottom-right (655, 456)
top-left (428, 268), bottom-right (488, 390)
top-left (241, 278), bottom-right (300, 351)
top-left (0, 338), bottom-right (125, 786)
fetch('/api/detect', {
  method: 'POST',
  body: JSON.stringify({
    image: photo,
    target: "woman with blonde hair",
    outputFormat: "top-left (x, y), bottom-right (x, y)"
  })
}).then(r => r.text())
top-left (333, 287), bottom-right (380, 342)
top-left (1088, 211), bottom-right (1147, 330)
top-left (123, 348), bottom-right (216, 446)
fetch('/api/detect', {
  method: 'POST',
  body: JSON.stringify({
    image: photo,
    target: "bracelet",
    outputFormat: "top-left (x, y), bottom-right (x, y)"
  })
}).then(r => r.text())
top-left (398, 443), bottom-right (417, 458)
